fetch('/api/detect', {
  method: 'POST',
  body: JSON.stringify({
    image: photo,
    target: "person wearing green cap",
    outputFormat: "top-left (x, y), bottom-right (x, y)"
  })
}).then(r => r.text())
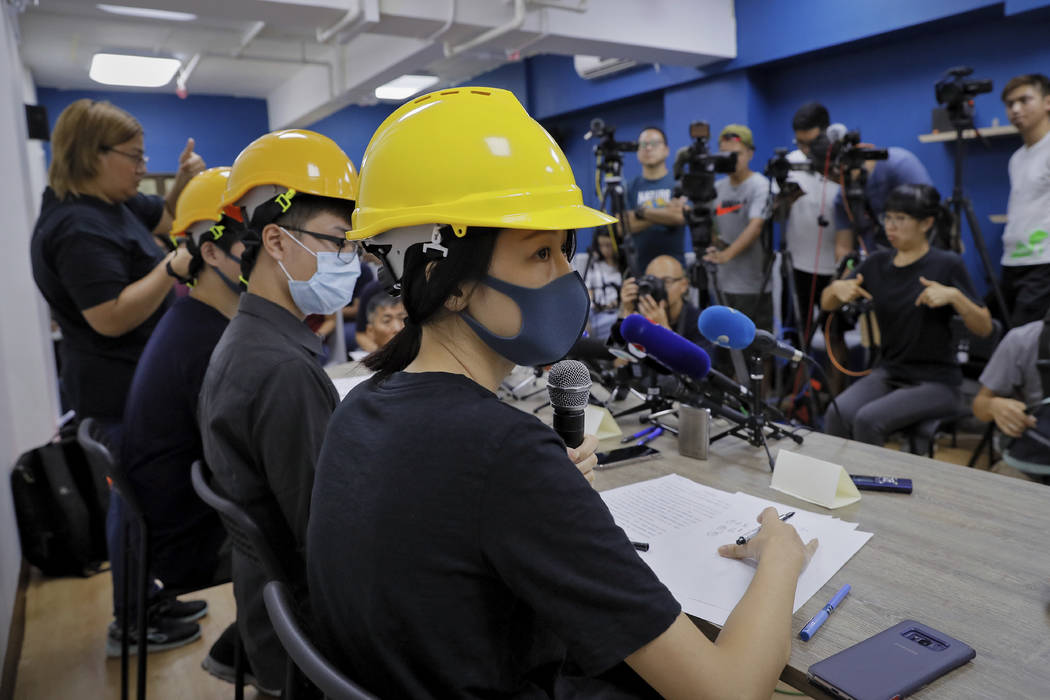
top-left (705, 124), bottom-right (774, 332)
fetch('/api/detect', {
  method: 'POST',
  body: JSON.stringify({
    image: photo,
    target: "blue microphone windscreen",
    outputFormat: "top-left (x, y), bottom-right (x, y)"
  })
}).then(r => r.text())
top-left (698, 305), bottom-right (756, 349)
top-left (620, 313), bottom-right (711, 381)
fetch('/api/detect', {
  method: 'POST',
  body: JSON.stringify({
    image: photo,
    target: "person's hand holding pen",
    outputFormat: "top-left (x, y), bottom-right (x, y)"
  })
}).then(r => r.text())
top-left (717, 507), bottom-right (819, 568)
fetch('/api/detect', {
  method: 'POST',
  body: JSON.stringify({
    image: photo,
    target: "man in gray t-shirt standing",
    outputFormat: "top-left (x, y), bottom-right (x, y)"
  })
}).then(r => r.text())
top-left (706, 124), bottom-right (773, 330)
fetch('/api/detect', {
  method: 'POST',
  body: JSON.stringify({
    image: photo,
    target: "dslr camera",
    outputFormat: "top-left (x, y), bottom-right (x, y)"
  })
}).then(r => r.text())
top-left (672, 121), bottom-right (737, 245)
top-left (635, 274), bottom-right (667, 304)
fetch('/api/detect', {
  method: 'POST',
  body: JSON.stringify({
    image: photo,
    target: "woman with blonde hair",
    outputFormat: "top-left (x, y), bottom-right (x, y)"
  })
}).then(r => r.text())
top-left (30, 98), bottom-right (207, 655)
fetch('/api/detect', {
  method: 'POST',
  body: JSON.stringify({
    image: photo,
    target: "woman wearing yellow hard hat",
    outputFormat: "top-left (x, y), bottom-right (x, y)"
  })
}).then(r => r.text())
top-left (308, 88), bottom-right (817, 698)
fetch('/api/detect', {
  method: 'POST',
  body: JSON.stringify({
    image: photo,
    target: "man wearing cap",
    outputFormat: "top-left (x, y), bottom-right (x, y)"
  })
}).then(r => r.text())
top-left (197, 130), bottom-right (360, 695)
top-left (623, 126), bottom-right (688, 273)
top-left (706, 124), bottom-right (774, 332)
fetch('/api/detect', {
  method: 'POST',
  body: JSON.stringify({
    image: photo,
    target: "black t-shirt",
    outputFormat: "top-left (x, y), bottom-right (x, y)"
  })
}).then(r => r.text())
top-left (307, 372), bottom-right (681, 699)
top-left (30, 187), bottom-right (170, 419)
top-left (123, 296), bottom-right (229, 584)
top-left (851, 247), bottom-right (981, 385)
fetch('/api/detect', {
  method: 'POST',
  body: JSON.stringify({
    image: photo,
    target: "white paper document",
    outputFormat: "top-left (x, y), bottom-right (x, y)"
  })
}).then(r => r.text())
top-left (600, 474), bottom-right (872, 626)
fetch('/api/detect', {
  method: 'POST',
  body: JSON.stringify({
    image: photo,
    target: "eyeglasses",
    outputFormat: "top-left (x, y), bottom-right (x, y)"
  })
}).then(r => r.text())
top-left (658, 276), bottom-right (684, 286)
top-left (878, 213), bottom-right (916, 228)
top-left (284, 226), bottom-right (359, 263)
top-left (638, 140), bottom-right (665, 150)
top-left (101, 146), bottom-right (149, 167)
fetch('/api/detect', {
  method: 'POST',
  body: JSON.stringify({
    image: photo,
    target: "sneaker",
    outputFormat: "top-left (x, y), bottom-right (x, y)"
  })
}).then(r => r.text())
top-left (149, 596), bottom-right (209, 623)
top-left (201, 623), bottom-right (282, 697)
top-left (105, 617), bottom-right (202, 657)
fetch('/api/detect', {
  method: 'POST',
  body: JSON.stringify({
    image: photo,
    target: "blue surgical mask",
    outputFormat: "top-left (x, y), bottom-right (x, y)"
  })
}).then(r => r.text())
top-left (277, 227), bottom-right (361, 315)
top-left (460, 271), bottom-right (590, 367)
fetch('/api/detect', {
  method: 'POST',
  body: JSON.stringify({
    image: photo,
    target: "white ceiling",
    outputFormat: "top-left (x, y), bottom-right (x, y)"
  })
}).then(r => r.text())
top-left (14, 0), bottom-right (738, 127)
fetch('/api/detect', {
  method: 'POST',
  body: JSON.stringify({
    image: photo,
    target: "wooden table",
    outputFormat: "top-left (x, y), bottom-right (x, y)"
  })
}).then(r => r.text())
top-left (592, 423), bottom-right (1050, 699)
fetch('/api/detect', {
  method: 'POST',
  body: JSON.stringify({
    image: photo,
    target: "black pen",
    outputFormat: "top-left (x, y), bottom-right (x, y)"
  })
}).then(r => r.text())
top-left (631, 541), bottom-right (650, 552)
top-left (736, 511), bottom-right (795, 545)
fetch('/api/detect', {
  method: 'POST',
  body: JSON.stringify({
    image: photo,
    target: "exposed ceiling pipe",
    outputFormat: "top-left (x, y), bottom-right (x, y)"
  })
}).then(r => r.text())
top-left (175, 52), bottom-right (200, 97)
top-left (204, 50), bottom-right (336, 100)
top-left (424, 0), bottom-right (456, 43)
top-left (444, 0), bottom-right (526, 59)
top-left (527, 0), bottom-right (587, 11)
top-left (316, 0), bottom-right (363, 44)
top-left (232, 20), bottom-right (265, 58)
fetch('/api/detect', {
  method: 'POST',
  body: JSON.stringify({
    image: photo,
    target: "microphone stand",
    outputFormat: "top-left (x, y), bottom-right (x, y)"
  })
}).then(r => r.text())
top-left (710, 352), bottom-right (802, 470)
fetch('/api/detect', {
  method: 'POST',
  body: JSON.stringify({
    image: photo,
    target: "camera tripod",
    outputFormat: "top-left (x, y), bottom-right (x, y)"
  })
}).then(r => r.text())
top-left (593, 147), bottom-right (641, 279)
top-left (944, 103), bottom-right (1011, 329)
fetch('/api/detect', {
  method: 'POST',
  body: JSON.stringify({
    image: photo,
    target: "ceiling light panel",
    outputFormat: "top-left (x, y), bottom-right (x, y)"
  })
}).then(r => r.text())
top-left (89, 53), bottom-right (182, 87)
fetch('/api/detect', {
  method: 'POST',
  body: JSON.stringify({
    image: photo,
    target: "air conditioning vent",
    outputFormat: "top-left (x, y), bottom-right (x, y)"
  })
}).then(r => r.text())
top-left (573, 55), bottom-right (639, 80)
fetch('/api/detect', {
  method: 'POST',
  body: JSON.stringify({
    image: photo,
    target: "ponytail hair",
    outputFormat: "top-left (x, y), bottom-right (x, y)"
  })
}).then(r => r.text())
top-left (884, 184), bottom-right (955, 250)
top-left (364, 226), bottom-right (499, 378)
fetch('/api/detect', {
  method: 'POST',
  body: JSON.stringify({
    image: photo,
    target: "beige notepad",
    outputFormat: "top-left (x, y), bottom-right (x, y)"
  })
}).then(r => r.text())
top-left (771, 450), bottom-right (861, 510)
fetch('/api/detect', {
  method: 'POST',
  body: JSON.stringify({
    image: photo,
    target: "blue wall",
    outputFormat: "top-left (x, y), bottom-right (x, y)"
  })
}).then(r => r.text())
top-left (505, 4), bottom-right (1050, 294)
top-left (36, 88), bottom-right (270, 170)
top-left (306, 101), bottom-right (397, 168)
top-left (750, 10), bottom-right (1050, 293)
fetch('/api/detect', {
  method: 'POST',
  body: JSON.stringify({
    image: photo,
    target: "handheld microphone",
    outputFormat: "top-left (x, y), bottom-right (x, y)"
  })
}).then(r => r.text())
top-left (698, 305), bottom-right (806, 364)
top-left (620, 314), bottom-right (750, 399)
top-left (698, 305), bottom-right (755, 349)
top-left (826, 123), bottom-right (848, 143)
top-left (621, 314), bottom-right (710, 380)
top-left (547, 360), bottom-right (591, 449)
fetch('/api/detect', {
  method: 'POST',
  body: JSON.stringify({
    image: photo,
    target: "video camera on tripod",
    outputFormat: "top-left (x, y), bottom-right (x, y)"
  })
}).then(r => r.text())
top-left (585, 118), bottom-right (642, 274)
top-left (764, 148), bottom-right (813, 215)
top-left (585, 118), bottom-right (638, 165)
top-left (935, 66), bottom-right (994, 126)
top-left (806, 128), bottom-right (888, 225)
top-left (671, 121), bottom-right (738, 246)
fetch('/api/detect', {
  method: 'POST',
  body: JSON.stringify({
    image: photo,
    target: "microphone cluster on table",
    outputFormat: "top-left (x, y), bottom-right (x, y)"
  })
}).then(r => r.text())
top-left (554, 304), bottom-right (810, 465)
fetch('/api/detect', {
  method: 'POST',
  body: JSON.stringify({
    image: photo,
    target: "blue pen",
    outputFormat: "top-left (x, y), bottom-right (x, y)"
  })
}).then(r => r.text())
top-left (799, 584), bottom-right (851, 641)
top-left (636, 427), bottom-right (663, 446)
top-left (622, 425), bottom-right (660, 443)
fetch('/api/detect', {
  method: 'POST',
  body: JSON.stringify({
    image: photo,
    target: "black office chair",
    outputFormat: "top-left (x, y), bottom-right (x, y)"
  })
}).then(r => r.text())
top-left (77, 418), bottom-right (150, 700)
top-left (264, 580), bottom-right (379, 700)
top-left (897, 318), bottom-right (1004, 458)
top-left (190, 460), bottom-right (293, 700)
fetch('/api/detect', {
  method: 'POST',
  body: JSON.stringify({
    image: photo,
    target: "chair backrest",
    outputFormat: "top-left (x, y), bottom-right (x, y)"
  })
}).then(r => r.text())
top-left (77, 418), bottom-right (144, 524)
top-left (190, 460), bottom-right (287, 584)
top-left (263, 580), bottom-right (378, 700)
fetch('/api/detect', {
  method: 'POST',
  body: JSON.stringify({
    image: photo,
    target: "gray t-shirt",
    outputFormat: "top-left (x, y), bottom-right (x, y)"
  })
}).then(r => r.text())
top-left (978, 320), bottom-right (1044, 406)
top-left (713, 172), bottom-right (772, 294)
top-left (1003, 130), bottom-right (1050, 266)
top-left (785, 149), bottom-right (840, 275)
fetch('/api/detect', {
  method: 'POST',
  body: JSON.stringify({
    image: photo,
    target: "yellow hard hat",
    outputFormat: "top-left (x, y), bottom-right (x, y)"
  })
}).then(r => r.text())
top-left (220, 129), bottom-right (358, 210)
top-left (171, 167), bottom-right (233, 235)
top-left (349, 87), bottom-right (615, 241)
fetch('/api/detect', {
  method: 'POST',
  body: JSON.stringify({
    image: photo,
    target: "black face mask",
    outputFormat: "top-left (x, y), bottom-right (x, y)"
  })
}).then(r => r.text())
top-left (211, 249), bottom-right (243, 295)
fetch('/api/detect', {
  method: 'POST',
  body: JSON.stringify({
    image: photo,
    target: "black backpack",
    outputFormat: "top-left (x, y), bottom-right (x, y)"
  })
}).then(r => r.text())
top-left (10, 422), bottom-right (110, 576)
top-left (1005, 316), bottom-right (1050, 468)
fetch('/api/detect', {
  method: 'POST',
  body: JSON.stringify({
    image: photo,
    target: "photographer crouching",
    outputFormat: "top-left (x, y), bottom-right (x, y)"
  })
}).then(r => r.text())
top-left (821, 185), bottom-right (992, 445)
top-left (619, 255), bottom-right (709, 347)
